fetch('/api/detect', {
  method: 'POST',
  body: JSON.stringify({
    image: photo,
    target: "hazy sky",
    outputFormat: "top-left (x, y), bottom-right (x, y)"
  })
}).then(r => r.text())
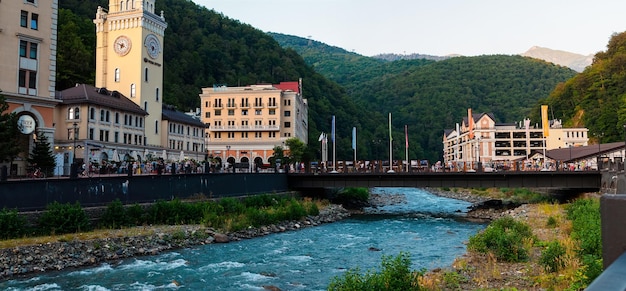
top-left (193, 0), bottom-right (626, 57)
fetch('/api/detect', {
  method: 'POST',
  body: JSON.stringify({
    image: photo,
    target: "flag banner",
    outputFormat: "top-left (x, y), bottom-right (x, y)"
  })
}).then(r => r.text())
top-left (352, 127), bottom-right (356, 150)
top-left (331, 115), bottom-right (336, 142)
top-left (541, 105), bottom-right (549, 137)
top-left (388, 113), bottom-right (393, 142)
top-left (405, 125), bottom-right (408, 148)
top-left (318, 132), bottom-right (324, 142)
top-left (468, 108), bottom-right (474, 139)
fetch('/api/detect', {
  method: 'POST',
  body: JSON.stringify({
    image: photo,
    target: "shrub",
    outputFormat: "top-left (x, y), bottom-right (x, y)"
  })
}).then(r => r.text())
top-left (0, 208), bottom-right (27, 239)
top-left (219, 197), bottom-right (246, 214)
top-left (100, 199), bottom-right (129, 229)
top-left (38, 201), bottom-right (91, 235)
top-left (468, 217), bottom-right (535, 262)
top-left (540, 240), bottom-right (567, 272)
top-left (328, 252), bottom-right (422, 291)
top-left (565, 198), bottom-right (602, 287)
top-left (546, 216), bottom-right (558, 228)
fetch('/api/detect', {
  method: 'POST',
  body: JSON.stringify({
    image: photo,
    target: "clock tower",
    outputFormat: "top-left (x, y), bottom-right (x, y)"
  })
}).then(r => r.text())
top-left (94, 0), bottom-right (167, 147)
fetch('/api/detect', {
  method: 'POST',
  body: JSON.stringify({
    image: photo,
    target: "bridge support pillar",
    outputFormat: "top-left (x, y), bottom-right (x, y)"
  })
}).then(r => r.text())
top-left (600, 194), bottom-right (626, 268)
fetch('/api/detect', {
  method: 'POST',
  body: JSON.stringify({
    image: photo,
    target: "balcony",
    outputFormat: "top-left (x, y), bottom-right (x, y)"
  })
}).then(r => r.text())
top-left (210, 125), bottom-right (280, 131)
top-left (253, 103), bottom-right (264, 108)
top-left (213, 103), bottom-right (223, 109)
top-left (240, 103), bottom-right (250, 109)
top-left (267, 103), bottom-right (278, 108)
top-left (226, 103), bottom-right (237, 109)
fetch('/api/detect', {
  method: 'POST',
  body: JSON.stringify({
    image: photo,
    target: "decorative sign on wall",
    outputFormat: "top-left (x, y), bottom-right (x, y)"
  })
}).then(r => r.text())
top-left (18, 115), bottom-right (36, 135)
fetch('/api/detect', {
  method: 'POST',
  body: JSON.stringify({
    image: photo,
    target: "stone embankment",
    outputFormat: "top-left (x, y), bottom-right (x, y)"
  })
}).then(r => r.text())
top-left (0, 204), bottom-right (351, 281)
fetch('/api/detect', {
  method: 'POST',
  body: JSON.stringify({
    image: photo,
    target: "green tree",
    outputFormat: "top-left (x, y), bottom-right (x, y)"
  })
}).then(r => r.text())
top-left (0, 93), bottom-right (20, 163)
top-left (27, 130), bottom-right (56, 176)
top-left (285, 137), bottom-right (307, 169)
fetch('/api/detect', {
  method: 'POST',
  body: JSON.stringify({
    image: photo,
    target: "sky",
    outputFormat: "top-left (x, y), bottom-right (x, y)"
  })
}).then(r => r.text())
top-left (193, 0), bottom-right (626, 57)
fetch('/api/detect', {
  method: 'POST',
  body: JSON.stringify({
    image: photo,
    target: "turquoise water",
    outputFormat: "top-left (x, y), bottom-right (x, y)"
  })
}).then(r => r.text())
top-left (1, 188), bottom-right (486, 290)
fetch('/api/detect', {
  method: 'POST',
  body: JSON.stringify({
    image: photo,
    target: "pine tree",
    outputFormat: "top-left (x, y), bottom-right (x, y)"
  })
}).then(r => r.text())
top-left (27, 130), bottom-right (56, 176)
top-left (0, 93), bottom-right (20, 163)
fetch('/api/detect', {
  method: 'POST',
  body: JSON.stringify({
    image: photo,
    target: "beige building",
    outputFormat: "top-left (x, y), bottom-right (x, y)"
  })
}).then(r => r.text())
top-left (0, 0), bottom-right (59, 175)
top-left (199, 81), bottom-right (308, 170)
top-left (443, 111), bottom-right (588, 170)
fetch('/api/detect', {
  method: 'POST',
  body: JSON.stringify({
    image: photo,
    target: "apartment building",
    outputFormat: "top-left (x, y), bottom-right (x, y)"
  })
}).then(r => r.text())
top-left (443, 112), bottom-right (588, 169)
top-left (199, 81), bottom-right (308, 169)
top-left (0, 0), bottom-right (59, 175)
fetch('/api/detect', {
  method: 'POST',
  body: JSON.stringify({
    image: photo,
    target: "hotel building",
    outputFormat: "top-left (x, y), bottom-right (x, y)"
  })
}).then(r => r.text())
top-left (443, 111), bottom-right (588, 169)
top-left (0, 0), bottom-right (59, 175)
top-left (199, 81), bottom-right (308, 169)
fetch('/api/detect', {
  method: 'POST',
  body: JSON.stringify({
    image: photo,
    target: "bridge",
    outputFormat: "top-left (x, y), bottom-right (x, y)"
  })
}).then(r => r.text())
top-left (287, 171), bottom-right (603, 194)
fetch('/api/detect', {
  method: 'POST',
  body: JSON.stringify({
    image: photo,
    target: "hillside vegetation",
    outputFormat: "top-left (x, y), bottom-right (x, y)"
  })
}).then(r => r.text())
top-left (532, 32), bottom-right (626, 145)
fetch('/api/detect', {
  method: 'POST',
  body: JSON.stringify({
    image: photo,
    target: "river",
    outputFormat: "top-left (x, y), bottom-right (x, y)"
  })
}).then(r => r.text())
top-left (1, 187), bottom-right (486, 290)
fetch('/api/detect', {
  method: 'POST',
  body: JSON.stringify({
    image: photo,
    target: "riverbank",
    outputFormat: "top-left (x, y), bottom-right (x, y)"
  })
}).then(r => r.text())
top-left (0, 204), bottom-right (351, 281)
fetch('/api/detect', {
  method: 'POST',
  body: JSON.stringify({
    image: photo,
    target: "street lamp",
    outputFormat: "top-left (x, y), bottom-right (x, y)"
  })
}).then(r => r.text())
top-left (72, 122), bottom-right (78, 164)
top-left (226, 145), bottom-right (231, 172)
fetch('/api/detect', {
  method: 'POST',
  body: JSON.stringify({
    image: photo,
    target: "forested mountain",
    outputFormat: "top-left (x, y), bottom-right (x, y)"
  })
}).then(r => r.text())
top-left (58, 0), bottom-right (598, 163)
top-left (531, 32), bottom-right (626, 145)
top-left (57, 0), bottom-right (384, 160)
top-left (272, 33), bottom-right (578, 160)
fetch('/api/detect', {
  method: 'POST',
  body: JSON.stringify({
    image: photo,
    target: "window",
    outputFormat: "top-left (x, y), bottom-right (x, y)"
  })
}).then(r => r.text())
top-left (114, 132), bottom-right (119, 143)
top-left (100, 109), bottom-right (105, 121)
top-left (205, 112), bottom-right (210, 118)
top-left (255, 109), bottom-right (262, 115)
top-left (285, 122), bottom-right (291, 128)
top-left (155, 120), bottom-right (159, 134)
top-left (89, 128), bottom-right (94, 140)
top-left (242, 109), bottom-right (248, 116)
top-left (106, 111), bottom-right (110, 122)
top-left (18, 69), bottom-right (37, 90)
top-left (90, 108), bottom-right (96, 120)
top-left (115, 112), bottom-right (119, 124)
top-left (215, 110), bottom-right (221, 116)
top-left (144, 101), bottom-right (148, 111)
top-left (284, 111), bottom-right (291, 117)
top-left (74, 108), bottom-right (80, 119)
top-left (144, 68), bottom-right (148, 82)
top-left (269, 109), bottom-right (276, 115)
top-left (30, 13), bottom-right (38, 30)
top-left (241, 132), bottom-right (248, 138)
top-left (68, 108), bottom-right (74, 119)
top-left (19, 40), bottom-right (37, 59)
top-left (228, 109), bottom-right (234, 116)
top-left (20, 11), bottom-right (28, 27)
top-left (130, 83), bottom-right (136, 97)
top-left (156, 88), bottom-right (159, 102)
top-left (114, 68), bottom-right (120, 82)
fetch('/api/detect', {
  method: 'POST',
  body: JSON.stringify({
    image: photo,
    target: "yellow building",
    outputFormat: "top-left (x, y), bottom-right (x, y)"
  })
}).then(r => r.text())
top-left (93, 0), bottom-right (167, 147)
top-left (199, 81), bottom-right (308, 170)
top-left (50, 0), bottom-right (205, 175)
top-left (443, 111), bottom-right (588, 170)
top-left (0, 0), bottom-right (59, 175)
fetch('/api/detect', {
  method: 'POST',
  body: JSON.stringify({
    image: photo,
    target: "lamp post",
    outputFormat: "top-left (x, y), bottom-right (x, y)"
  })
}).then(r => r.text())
top-left (226, 145), bottom-right (231, 172)
top-left (72, 122), bottom-right (78, 164)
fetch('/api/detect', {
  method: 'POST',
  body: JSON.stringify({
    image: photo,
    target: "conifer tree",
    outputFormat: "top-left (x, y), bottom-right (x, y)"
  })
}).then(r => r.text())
top-left (0, 93), bottom-right (20, 163)
top-left (27, 130), bottom-right (56, 176)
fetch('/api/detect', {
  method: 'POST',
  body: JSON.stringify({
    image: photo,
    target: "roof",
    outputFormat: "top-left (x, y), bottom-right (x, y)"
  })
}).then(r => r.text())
top-left (162, 107), bottom-right (207, 127)
top-left (536, 141), bottom-right (625, 162)
top-left (56, 84), bottom-right (147, 115)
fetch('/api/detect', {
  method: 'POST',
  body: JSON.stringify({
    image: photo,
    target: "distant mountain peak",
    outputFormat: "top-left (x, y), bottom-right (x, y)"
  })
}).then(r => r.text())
top-left (521, 46), bottom-right (593, 72)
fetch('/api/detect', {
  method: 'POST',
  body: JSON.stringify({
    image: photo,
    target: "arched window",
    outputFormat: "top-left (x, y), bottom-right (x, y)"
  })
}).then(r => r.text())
top-left (130, 83), bottom-right (136, 97)
top-left (74, 107), bottom-right (80, 119)
top-left (114, 68), bottom-right (120, 82)
top-left (90, 107), bottom-right (96, 120)
top-left (68, 107), bottom-right (74, 119)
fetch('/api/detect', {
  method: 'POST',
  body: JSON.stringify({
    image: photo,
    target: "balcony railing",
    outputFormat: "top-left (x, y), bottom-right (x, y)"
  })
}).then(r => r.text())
top-left (210, 125), bottom-right (280, 131)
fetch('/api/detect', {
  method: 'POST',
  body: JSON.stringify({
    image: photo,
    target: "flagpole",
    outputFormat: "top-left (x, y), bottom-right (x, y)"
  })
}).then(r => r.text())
top-left (388, 113), bottom-right (395, 173)
top-left (405, 125), bottom-right (409, 172)
top-left (331, 116), bottom-right (337, 173)
top-left (353, 127), bottom-right (357, 172)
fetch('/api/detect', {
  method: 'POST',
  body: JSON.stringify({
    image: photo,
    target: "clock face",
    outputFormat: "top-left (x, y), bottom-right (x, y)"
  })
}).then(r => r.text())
top-left (144, 34), bottom-right (161, 59)
top-left (113, 35), bottom-right (132, 56)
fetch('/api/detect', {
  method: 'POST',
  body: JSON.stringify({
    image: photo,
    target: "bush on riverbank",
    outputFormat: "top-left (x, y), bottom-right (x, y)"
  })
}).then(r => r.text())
top-left (467, 216), bottom-right (535, 262)
top-left (328, 252), bottom-right (424, 291)
top-left (0, 208), bottom-right (27, 239)
top-left (331, 187), bottom-right (370, 209)
top-left (565, 198), bottom-right (602, 289)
